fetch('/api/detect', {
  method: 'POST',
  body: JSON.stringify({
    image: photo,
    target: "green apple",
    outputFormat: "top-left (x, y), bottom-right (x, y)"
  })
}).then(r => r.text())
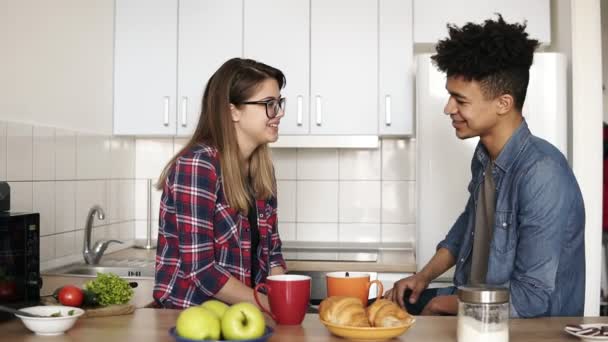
top-left (200, 299), bottom-right (230, 320)
top-left (175, 306), bottom-right (221, 340)
top-left (221, 302), bottom-right (266, 340)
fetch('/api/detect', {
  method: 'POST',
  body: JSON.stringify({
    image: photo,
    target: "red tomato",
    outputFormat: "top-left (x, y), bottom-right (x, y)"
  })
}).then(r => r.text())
top-left (58, 285), bottom-right (84, 307)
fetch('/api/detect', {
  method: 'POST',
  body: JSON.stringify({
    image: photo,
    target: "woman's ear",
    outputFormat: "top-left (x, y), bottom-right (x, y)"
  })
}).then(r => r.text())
top-left (230, 103), bottom-right (241, 122)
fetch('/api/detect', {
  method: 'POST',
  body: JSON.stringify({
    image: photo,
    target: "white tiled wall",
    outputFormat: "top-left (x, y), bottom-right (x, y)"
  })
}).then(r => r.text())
top-left (0, 121), bottom-right (137, 270)
top-left (133, 138), bottom-right (417, 246)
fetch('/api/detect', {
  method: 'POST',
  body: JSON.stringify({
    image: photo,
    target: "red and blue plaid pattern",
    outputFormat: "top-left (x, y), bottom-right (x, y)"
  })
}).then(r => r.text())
top-left (153, 144), bottom-right (287, 308)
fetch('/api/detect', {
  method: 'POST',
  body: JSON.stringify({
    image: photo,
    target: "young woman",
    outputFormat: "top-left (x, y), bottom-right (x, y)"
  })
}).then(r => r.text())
top-left (153, 58), bottom-right (287, 309)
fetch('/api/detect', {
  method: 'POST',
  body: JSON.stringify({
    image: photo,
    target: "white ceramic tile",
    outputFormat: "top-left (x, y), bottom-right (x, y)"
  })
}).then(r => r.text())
top-left (6, 122), bottom-right (33, 181)
top-left (135, 179), bottom-right (162, 221)
top-left (107, 180), bottom-right (120, 223)
top-left (338, 223), bottom-right (381, 242)
top-left (135, 220), bottom-right (158, 241)
top-left (111, 137), bottom-right (136, 179)
top-left (135, 220), bottom-right (147, 240)
top-left (121, 180), bottom-right (136, 221)
top-left (40, 235), bottom-right (56, 262)
top-left (381, 224), bottom-right (416, 243)
top-left (339, 149), bottom-right (381, 180)
top-left (74, 229), bottom-right (84, 255)
top-left (33, 182), bottom-right (55, 236)
top-left (55, 231), bottom-right (76, 258)
top-left (76, 134), bottom-right (111, 179)
top-left (277, 222), bottom-right (296, 241)
top-left (339, 181), bottom-right (381, 223)
top-left (55, 129), bottom-right (77, 180)
top-left (120, 221), bottom-right (135, 241)
top-left (296, 181), bottom-right (338, 222)
top-left (135, 139), bottom-right (174, 179)
top-left (381, 181), bottom-right (416, 223)
top-left (174, 138), bottom-right (188, 153)
top-left (296, 223), bottom-right (338, 242)
top-left (9, 181), bottom-right (32, 211)
top-left (296, 149), bottom-right (338, 180)
top-left (33, 126), bottom-right (55, 180)
top-left (277, 181), bottom-right (296, 222)
top-left (382, 139), bottom-right (416, 181)
top-left (108, 223), bottom-right (121, 240)
top-left (271, 148), bottom-right (297, 180)
top-left (55, 181), bottom-right (76, 232)
top-left (93, 225), bottom-right (108, 242)
top-left (0, 122), bottom-right (7, 180)
top-left (75, 180), bottom-right (108, 229)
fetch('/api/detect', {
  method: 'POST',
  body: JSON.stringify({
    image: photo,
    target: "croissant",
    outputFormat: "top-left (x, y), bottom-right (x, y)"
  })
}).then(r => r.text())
top-left (366, 299), bottom-right (414, 327)
top-left (319, 296), bottom-right (371, 327)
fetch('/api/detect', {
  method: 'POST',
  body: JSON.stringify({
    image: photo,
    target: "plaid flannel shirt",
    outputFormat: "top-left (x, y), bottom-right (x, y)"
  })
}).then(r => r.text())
top-left (153, 143), bottom-right (287, 308)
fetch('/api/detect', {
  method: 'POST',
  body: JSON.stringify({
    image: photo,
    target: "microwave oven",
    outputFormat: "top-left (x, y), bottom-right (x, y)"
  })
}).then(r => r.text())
top-left (0, 211), bottom-right (41, 321)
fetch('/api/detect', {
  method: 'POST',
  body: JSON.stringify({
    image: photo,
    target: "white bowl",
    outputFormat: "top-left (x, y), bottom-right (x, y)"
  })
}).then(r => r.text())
top-left (15, 305), bottom-right (85, 336)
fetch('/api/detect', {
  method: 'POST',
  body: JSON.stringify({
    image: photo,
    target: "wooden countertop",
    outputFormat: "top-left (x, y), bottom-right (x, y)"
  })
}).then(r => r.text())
top-left (105, 247), bottom-right (417, 273)
top-left (2, 308), bottom-right (605, 341)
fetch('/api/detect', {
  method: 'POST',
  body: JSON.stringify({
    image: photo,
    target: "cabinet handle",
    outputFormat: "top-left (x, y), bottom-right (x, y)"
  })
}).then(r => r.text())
top-left (315, 95), bottom-right (322, 126)
top-left (296, 95), bottom-right (303, 126)
top-left (385, 95), bottom-right (392, 126)
top-left (163, 96), bottom-right (170, 127)
top-left (181, 97), bottom-right (188, 127)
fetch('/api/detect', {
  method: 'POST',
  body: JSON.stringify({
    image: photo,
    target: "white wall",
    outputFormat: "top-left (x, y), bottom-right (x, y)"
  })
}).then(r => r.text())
top-left (0, 0), bottom-right (114, 134)
top-left (571, 0), bottom-right (604, 317)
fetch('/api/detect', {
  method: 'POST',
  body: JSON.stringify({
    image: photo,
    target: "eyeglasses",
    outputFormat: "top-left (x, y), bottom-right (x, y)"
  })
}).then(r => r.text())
top-left (238, 97), bottom-right (286, 119)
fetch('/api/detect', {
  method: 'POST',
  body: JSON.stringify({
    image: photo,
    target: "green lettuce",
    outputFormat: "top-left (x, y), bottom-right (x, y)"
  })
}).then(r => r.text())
top-left (84, 272), bottom-right (133, 306)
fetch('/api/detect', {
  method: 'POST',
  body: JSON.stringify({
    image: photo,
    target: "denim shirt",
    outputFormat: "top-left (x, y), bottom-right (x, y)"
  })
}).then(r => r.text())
top-left (437, 120), bottom-right (585, 317)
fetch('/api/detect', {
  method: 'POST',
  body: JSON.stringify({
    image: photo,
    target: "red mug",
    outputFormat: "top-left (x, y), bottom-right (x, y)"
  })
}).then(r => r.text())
top-left (254, 274), bottom-right (311, 325)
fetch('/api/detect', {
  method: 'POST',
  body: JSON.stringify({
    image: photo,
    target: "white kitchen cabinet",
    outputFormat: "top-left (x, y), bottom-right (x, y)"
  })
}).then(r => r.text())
top-left (114, 0), bottom-right (178, 135)
top-left (310, 0), bottom-right (378, 135)
top-left (379, 0), bottom-right (414, 136)
top-left (177, 0), bottom-right (243, 137)
top-left (244, 0), bottom-right (310, 135)
top-left (413, 0), bottom-right (551, 44)
top-left (114, 0), bottom-right (242, 136)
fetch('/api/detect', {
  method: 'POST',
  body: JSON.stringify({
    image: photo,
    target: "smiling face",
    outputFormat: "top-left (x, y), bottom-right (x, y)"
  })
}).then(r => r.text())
top-left (231, 78), bottom-right (284, 148)
top-left (443, 75), bottom-right (501, 140)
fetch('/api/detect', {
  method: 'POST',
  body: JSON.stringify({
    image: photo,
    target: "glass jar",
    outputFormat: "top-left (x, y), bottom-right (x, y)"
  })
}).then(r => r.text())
top-left (457, 286), bottom-right (509, 342)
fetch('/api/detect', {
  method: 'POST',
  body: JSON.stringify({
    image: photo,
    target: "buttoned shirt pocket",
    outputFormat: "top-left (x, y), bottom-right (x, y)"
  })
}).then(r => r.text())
top-left (492, 210), bottom-right (516, 254)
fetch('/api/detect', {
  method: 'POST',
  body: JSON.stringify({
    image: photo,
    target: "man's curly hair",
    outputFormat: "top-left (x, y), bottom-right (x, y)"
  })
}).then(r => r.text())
top-left (431, 14), bottom-right (539, 111)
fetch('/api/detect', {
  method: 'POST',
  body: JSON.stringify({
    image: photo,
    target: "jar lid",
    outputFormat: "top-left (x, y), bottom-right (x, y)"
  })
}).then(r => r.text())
top-left (457, 285), bottom-right (509, 304)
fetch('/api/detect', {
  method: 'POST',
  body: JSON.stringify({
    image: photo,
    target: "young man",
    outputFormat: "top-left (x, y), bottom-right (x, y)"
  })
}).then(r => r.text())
top-left (384, 15), bottom-right (585, 317)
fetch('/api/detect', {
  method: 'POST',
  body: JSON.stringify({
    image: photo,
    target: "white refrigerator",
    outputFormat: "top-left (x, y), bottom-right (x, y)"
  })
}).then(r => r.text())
top-left (415, 53), bottom-right (568, 272)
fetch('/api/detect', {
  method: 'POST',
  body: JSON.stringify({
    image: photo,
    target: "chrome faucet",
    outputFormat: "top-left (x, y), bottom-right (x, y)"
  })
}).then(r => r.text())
top-left (83, 205), bottom-right (123, 265)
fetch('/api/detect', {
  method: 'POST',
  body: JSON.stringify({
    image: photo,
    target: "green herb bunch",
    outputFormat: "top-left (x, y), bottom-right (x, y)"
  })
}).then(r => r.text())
top-left (84, 272), bottom-right (133, 306)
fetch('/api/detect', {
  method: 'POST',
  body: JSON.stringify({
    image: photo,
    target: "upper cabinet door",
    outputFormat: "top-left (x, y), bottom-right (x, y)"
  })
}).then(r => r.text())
top-left (244, 0), bottom-right (310, 135)
top-left (413, 0), bottom-right (551, 44)
top-left (310, 0), bottom-right (378, 135)
top-left (379, 0), bottom-right (414, 136)
top-left (114, 0), bottom-right (178, 135)
top-left (177, 0), bottom-right (243, 137)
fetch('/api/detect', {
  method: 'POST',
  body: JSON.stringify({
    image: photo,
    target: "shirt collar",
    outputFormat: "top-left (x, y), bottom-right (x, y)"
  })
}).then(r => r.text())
top-left (474, 119), bottom-right (531, 173)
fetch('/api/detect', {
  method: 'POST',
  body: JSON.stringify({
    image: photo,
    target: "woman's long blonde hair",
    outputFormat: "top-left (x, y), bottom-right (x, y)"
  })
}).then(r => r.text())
top-left (157, 58), bottom-right (286, 214)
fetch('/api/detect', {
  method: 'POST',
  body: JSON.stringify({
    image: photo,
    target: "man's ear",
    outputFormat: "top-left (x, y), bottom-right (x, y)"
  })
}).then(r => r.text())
top-left (230, 103), bottom-right (241, 122)
top-left (496, 94), bottom-right (514, 116)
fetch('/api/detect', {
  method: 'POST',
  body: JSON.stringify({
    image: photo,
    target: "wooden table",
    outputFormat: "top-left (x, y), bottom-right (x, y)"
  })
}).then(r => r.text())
top-left (1, 308), bottom-right (605, 341)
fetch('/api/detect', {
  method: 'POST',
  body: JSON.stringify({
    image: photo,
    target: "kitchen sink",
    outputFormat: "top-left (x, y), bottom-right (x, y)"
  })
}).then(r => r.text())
top-left (45, 264), bottom-right (155, 279)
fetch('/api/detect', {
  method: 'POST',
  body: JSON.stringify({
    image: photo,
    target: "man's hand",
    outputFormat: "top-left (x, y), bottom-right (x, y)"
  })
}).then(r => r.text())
top-left (420, 295), bottom-right (458, 315)
top-left (383, 274), bottom-right (430, 309)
